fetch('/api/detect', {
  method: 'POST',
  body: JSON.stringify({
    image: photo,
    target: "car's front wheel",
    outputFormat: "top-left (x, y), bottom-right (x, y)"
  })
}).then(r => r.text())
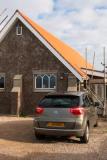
top-left (80, 124), bottom-right (89, 143)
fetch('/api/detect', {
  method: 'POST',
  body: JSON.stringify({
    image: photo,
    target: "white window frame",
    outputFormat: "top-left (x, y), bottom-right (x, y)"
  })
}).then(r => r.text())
top-left (0, 73), bottom-right (5, 90)
top-left (34, 73), bottom-right (57, 92)
top-left (16, 25), bottom-right (22, 35)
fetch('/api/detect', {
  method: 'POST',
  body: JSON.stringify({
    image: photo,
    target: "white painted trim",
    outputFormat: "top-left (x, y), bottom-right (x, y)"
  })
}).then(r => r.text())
top-left (82, 68), bottom-right (107, 78)
top-left (0, 13), bottom-right (18, 41)
top-left (0, 12), bottom-right (83, 81)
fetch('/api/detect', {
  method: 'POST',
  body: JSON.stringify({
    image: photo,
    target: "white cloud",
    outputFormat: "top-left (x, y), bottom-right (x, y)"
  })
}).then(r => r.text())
top-left (38, 0), bottom-right (107, 70)
top-left (55, 0), bottom-right (107, 10)
top-left (0, 0), bottom-right (54, 34)
top-left (0, 0), bottom-right (107, 70)
top-left (0, 0), bottom-right (54, 14)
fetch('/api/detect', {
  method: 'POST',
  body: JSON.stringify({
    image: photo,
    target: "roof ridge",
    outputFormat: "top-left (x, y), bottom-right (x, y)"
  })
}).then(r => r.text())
top-left (18, 10), bottom-right (92, 78)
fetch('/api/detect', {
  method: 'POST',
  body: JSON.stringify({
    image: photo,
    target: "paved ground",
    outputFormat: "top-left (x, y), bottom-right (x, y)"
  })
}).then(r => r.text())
top-left (0, 117), bottom-right (107, 160)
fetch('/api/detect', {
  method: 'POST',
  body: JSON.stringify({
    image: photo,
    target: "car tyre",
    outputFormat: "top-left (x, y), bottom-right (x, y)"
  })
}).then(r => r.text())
top-left (94, 119), bottom-right (98, 127)
top-left (80, 124), bottom-right (89, 143)
top-left (35, 132), bottom-right (45, 140)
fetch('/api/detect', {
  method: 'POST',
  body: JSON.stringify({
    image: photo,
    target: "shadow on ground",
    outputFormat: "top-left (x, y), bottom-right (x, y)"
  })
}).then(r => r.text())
top-left (0, 119), bottom-right (83, 144)
top-left (0, 119), bottom-right (106, 144)
top-left (0, 119), bottom-right (107, 159)
top-left (1, 137), bottom-right (107, 160)
top-left (0, 120), bottom-right (35, 143)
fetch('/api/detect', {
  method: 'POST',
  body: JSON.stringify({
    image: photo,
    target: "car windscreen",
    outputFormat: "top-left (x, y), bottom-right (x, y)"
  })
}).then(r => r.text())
top-left (39, 95), bottom-right (80, 108)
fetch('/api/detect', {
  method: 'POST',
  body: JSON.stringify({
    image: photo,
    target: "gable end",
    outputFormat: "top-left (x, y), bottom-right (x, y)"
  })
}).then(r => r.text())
top-left (0, 11), bottom-right (84, 82)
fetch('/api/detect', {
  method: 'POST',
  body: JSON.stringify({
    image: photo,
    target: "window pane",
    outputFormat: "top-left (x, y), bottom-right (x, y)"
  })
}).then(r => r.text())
top-left (0, 77), bottom-right (4, 88)
top-left (36, 76), bottom-right (42, 88)
top-left (39, 96), bottom-right (80, 108)
top-left (34, 73), bottom-right (57, 90)
top-left (16, 25), bottom-right (22, 35)
top-left (43, 75), bottom-right (49, 88)
top-left (50, 75), bottom-right (56, 88)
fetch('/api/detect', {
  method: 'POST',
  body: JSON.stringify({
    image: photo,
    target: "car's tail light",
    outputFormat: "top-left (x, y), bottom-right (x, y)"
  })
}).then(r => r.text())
top-left (69, 107), bottom-right (85, 116)
top-left (35, 106), bottom-right (44, 114)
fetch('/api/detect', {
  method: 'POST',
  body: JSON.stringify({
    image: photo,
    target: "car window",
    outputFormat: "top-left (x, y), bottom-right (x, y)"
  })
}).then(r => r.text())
top-left (83, 95), bottom-right (90, 107)
top-left (39, 95), bottom-right (80, 108)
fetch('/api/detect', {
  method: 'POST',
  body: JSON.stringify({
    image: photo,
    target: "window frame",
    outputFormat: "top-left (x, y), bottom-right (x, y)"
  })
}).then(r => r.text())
top-left (33, 71), bottom-right (57, 92)
top-left (0, 73), bottom-right (5, 91)
top-left (16, 25), bottom-right (23, 36)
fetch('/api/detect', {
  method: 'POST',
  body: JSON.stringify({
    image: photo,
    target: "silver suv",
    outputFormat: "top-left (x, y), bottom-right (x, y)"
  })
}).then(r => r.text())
top-left (33, 92), bottom-right (99, 143)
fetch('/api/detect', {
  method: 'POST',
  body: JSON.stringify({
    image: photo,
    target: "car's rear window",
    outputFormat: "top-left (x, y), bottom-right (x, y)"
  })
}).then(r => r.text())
top-left (39, 95), bottom-right (80, 108)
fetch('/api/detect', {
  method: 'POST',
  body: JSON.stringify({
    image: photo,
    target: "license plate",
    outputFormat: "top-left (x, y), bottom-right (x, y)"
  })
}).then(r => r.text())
top-left (47, 122), bottom-right (64, 127)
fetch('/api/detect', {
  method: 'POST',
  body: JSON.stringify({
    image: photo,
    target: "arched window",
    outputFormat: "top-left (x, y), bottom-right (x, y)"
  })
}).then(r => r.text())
top-left (34, 73), bottom-right (56, 90)
top-left (50, 75), bottom-right (56, 88)
top-left (36, 76), bottom-right (42, 88)
top-left (43, 75), bottom-right (49, 88)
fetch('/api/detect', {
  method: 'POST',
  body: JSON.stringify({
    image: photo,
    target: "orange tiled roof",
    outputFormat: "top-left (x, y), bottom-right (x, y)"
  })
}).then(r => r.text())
top-left (18, 10), bottom-right (92, 79)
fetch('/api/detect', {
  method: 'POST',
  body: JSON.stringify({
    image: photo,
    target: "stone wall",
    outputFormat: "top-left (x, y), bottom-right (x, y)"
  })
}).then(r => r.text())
top-left (0, 92), bottom-right (18, 115)
top-left (0, 92), bottom-right (11, 114)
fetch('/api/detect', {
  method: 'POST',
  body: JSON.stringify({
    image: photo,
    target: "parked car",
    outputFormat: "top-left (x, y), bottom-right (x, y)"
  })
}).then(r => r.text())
top-left (33, 91), bottom-right (99, 143)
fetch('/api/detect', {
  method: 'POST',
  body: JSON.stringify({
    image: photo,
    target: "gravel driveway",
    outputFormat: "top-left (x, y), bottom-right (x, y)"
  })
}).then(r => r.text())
top-left (0, 116), bottom-right (107, 160)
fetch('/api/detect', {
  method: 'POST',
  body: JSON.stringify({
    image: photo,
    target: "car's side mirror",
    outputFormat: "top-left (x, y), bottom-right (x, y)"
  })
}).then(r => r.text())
top-left (94, 102), bottom-right (100, 106)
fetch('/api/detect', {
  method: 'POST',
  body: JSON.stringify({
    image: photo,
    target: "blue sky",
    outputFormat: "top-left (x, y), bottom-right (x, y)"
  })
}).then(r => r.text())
top-left (0, 0), bottom-right (107, 70)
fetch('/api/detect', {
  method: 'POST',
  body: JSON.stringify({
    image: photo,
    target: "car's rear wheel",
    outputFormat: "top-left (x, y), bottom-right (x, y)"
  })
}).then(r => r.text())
top-left (94, 119), bottom-right (98, 127)
top-left (80, 124), bottom-right (89, 143)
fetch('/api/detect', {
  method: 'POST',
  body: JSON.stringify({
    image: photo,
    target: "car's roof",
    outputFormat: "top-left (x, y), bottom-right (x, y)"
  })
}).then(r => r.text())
top-left (47, 91), bottom-right (87, 97)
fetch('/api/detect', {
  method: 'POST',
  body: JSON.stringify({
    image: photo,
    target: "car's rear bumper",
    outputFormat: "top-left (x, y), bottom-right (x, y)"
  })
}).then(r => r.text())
top-left (34, 127), bottom-right (84, 137)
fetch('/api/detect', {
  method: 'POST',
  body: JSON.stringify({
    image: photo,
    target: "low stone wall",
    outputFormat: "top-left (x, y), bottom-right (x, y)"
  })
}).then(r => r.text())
top-left (0, 92), bottom-right (11, 114)
top-left (0, 92), bottom-right (18, 115)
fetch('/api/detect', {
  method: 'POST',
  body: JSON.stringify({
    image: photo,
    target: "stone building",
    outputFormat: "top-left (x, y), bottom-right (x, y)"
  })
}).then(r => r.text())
top-left (0, 10), bottom-right (95, 115)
